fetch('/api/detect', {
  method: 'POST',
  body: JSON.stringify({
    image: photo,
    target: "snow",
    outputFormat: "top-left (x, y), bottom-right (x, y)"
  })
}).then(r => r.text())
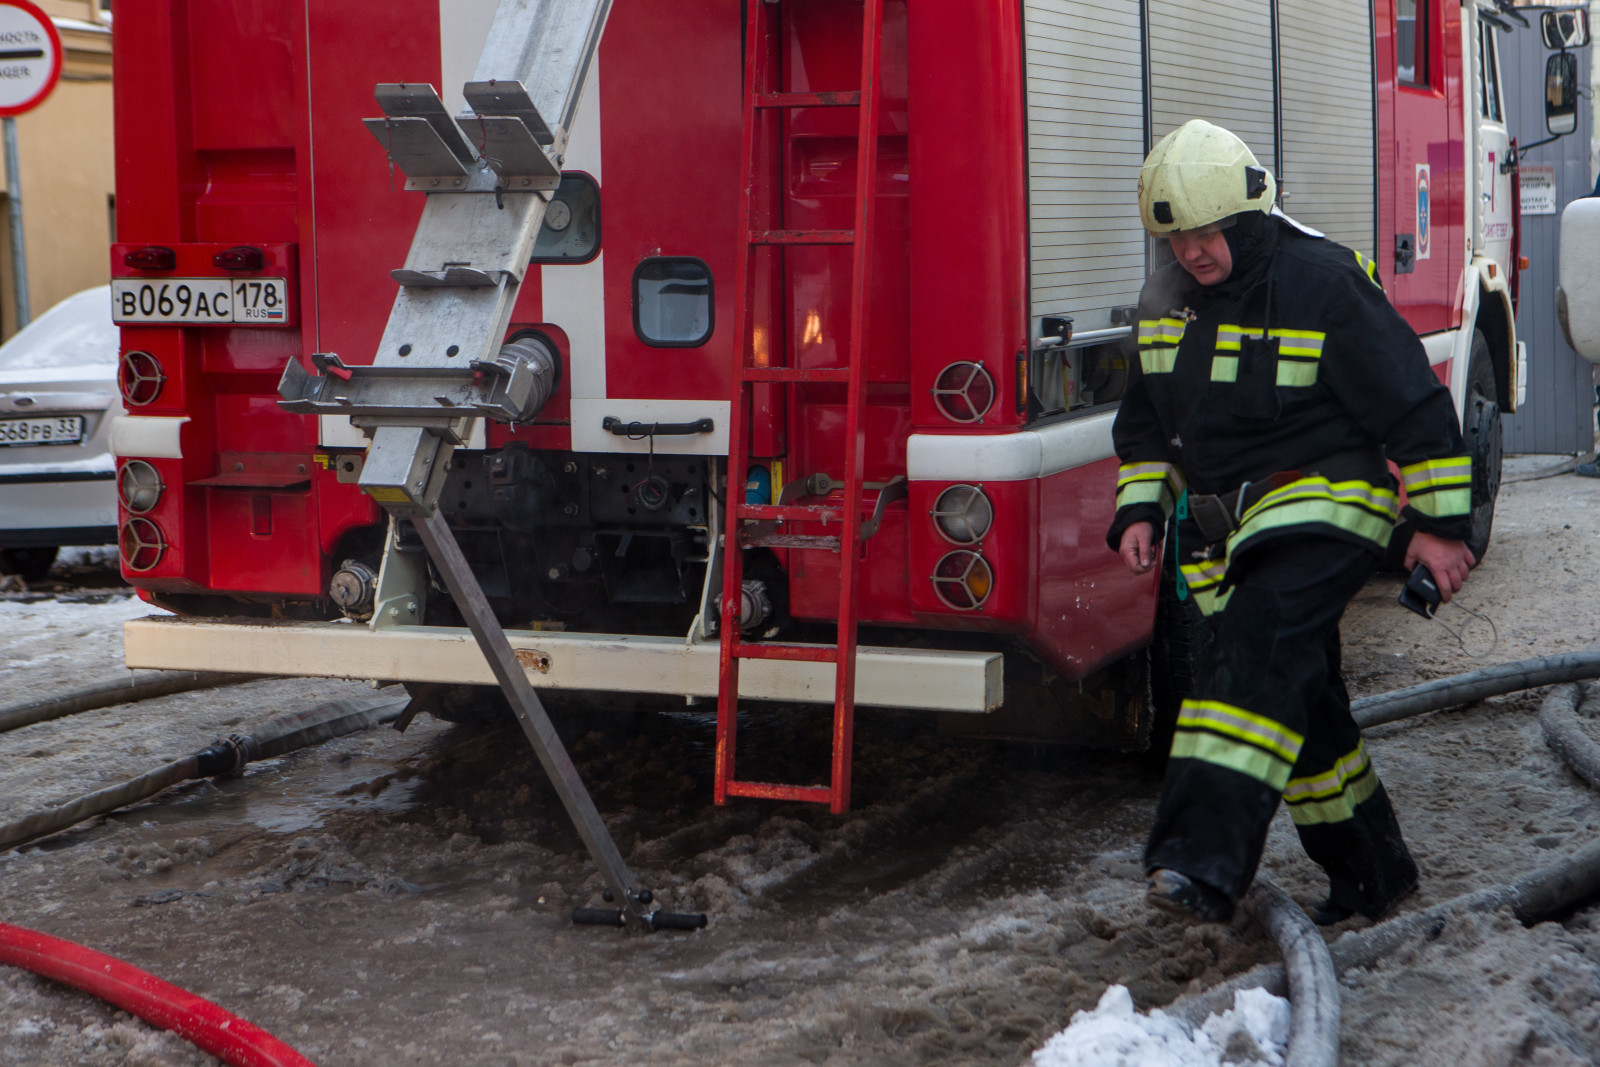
top-left (1032, 985), bottom-right (1288, 1067)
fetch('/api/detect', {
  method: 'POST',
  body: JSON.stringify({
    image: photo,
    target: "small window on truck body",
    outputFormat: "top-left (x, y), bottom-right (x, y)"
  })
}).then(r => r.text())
top-left (1398, 0), bottom-right (1431, 88)
top-left (633, 257), bottom-right (713, 347)
top-left (1478, 22), bottom-right (1503, 122)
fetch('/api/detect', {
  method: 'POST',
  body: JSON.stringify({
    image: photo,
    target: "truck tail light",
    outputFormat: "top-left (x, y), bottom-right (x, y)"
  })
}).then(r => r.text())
top-left (932, 361), bottom-right (995, 423)
top-left (118, 351), bottom-right (166, 407)
top-left (932, 550), bottom-right (992, 610)
top-left (123, 246), bottom-right (176, 271)
top-left (118, 460), bottom-right (164, 513)
top-left (119, 517), bottom-right (167, 572)
top-left (931, 484), bottom-right (993, 544)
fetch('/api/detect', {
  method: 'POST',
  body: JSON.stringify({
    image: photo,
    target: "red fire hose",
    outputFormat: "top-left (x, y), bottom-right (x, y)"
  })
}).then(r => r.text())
top-left (0, 921), bottom-right (315, 1067)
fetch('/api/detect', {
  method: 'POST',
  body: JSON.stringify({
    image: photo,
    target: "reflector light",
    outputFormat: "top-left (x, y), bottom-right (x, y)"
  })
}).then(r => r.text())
top-left (118, 460), bottom-right (163, 514)
top-left (123, 246), bottom-right (176, 271)
top-left (118, 350), bottom-right (166, 407)
top-left (932, 361), bottom-right (995, 423)
top-left (213, 245), bottom-right (265, 271)
top-left (932, 550), bottom-right (993, 610)
top-left (931, 484), bottom-right (993, 545)
top-left (119, 517), bottom-right (167, 573)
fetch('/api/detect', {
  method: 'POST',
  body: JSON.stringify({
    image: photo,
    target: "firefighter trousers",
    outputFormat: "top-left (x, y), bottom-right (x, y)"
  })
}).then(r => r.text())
top-left (1145, 537), bottom-right (1418, 918)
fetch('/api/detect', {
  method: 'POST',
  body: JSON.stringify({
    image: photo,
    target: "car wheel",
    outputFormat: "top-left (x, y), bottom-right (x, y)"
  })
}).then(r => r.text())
top-left (1463, 330), bottom-right (1502, 564)
top-left (0, 547), bottom-right (58, 582)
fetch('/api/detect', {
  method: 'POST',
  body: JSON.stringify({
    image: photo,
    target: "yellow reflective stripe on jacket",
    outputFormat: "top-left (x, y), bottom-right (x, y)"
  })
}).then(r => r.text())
top-left (1354, 248), bottom-right (1382, 287)
top-left (1176, 699), bottom-right (1305, 765)
top-left (1286, 763), bottom-right (1381, 826)
top-left (1141, 347), bottom-right (1179, 374)
top-left (1171, 727), bottom-right (1295, 791)
top-left (1399, 456), bottom-right (1472, 493)
top-left (1276, 360), bottom-right (1319, 387)
top-left (1179, 558), bottom-right (1226, 592)
top-left (1230, 477), bottom-right (1399, 552)
top-left (1214, 325), bottom-right (1327, 356)
top-left (1138, 318), bottom-right (1187, 345)
top-left (1116, 461), bottom-right (1184, 515)
top-left (1189, 585), bottom-right (1234, 616)
top-left (1399, 456), bottom-right (1473, 518)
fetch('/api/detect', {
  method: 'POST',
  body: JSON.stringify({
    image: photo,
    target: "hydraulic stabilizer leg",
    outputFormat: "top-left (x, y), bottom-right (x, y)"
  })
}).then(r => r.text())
top-left (410, 508), bottom-right (706, 932)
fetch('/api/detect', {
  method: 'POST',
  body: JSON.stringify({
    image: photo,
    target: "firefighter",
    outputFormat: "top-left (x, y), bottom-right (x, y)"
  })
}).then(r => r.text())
top-left (1109, 120), bottom-right (1477, 925)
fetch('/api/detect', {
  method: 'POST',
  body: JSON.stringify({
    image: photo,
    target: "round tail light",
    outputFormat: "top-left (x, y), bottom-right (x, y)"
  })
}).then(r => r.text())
top-left (119, 517), bottom-right (167, 572)
top-left (932, 550), bottom-right (993, 610)
top-left (118, 460), bottom-right (164, 514)
top-left (932, 361), bottom-right (995, 423)
top-left (931, 484), bottom-right (993, 544)
top-left (118, 350), bottom-right (166, 407)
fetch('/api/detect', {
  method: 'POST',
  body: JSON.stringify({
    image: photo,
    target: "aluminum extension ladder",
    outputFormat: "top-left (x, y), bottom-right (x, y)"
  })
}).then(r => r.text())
top-left (714, 0), bottom-right (888, 816)
top-left (276, 0), bottom-right (697, 931)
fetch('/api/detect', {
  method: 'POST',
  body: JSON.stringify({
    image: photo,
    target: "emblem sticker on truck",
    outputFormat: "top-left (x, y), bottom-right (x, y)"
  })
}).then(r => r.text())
top-left (1415, 164), bottom-right (1431, 261)
top-left (111, 278), bottom-right (291, 326)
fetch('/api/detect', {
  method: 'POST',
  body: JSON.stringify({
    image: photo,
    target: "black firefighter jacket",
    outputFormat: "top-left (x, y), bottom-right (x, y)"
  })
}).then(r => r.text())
top-left (1106, 215), bottom-right (1474, 613)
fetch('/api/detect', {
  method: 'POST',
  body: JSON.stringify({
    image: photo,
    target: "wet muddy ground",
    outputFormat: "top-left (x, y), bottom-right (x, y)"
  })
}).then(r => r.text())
top-left (1, 466), bottom-right (1599, 1066)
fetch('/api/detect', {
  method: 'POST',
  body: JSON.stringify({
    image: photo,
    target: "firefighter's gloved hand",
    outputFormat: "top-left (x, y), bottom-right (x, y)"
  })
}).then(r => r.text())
top-left (1119, 521), bottom-right (1162, 576)
top-left (1404, 531), bottom-right (1475, 602)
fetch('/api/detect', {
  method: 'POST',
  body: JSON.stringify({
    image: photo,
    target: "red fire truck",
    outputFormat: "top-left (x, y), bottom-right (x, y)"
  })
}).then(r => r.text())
top-left (108, 0), bottom-right (1563, 816)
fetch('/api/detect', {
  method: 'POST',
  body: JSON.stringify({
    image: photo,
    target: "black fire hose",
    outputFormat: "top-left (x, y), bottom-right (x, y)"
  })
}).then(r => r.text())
top-left (1352, 649), bottom-right (1600, 728)
top-left (0, 695), bottom-right (409, 852)
top-left (1176, 683), bottom-right (1600, 1027)
top-left (1238, 880), bottom-right (1339, 1067)
top-left (0, 671), bottom-right (263, 735)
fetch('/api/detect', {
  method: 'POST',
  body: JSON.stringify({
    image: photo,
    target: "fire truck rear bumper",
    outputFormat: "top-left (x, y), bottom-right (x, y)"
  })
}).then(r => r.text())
top-left (123, 618), bottom-right (1004, 713)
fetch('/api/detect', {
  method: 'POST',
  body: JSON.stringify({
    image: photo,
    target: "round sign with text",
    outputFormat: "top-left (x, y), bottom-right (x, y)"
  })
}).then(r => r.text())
top-left (0, 0), bottom-right (60, 117)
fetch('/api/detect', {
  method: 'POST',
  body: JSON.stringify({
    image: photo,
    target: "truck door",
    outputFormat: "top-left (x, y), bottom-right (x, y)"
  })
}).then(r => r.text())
top-left (1388, 0), bottom-right (1460, 333)
top-left (1475, 17), bottom-right (1514, 280)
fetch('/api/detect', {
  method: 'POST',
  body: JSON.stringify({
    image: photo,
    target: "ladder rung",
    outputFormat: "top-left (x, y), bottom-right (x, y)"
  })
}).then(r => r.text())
top-left (739, 532), bottom-right (842, 551)
top-left (734, 641), bottom-right (839, 664)
top-left (737, 503), bottom-right (843, 523)
top-left (751, 229), bottom-right (854, 246)
top-left (753, 91), bottom-right (862, 110)
top-left (742, 366), bottom-right (850, 384)
top-left (724, 781), bottom-right (834, 804)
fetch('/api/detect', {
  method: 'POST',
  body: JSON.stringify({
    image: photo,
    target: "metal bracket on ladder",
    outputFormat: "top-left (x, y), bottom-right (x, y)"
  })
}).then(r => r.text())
top-left (280, 0), bottom-right (703, 932)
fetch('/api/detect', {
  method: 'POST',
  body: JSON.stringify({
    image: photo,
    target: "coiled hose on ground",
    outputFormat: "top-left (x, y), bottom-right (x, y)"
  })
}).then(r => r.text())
top-left (1177, 678), bottom-right (1600, 1062)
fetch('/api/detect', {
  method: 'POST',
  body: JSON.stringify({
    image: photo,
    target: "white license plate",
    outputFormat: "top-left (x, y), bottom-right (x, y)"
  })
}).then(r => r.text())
top-left (0, 415), bottom-right (84, 447)
top-left (112, 278), bottom-right (291, 325)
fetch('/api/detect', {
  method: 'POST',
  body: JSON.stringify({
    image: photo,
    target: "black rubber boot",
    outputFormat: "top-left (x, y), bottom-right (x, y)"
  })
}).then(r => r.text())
top-left (1146, 868), bottom-right (1235, 924)
top-left (1308, 898), bottom-right (1355, 926)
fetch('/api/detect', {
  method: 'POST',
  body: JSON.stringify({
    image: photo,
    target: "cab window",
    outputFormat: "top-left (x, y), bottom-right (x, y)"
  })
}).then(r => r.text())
top-left (1478, 22), bottom-right (1503, 122)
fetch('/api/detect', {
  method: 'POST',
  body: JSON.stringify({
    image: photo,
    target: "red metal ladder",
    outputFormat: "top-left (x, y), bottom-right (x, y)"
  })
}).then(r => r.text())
top-left (714, 0), bottom-right (886, 815)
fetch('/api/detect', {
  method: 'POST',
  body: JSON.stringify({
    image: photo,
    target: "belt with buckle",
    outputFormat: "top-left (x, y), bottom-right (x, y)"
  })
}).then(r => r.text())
top-left (1184, 445), bottom-right (1386, 545)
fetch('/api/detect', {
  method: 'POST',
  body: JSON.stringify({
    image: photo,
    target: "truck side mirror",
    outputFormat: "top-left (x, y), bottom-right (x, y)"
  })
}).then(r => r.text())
top-left (1542, 9), bottom-right (1590, 50)
top-left (1558, 200), bottom-right (1600, 363)
top-left (1545, 52), bottom-right (1580, 135)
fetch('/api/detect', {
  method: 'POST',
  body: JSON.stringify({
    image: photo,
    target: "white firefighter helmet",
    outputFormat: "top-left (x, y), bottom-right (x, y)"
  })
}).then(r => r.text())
top-left (1138, 119), bottom-right (1277, 234)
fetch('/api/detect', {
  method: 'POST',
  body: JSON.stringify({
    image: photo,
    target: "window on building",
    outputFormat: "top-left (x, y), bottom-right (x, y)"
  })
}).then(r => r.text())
top-left (633, 258), bottom-right (713, 347)
top-left (1398, 0), bottom-right (1431, 88)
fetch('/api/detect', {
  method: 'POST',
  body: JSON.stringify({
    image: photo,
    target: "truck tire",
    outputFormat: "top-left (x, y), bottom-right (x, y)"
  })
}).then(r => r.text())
top-left (1463, 329), bottom-right (1502, 563)
top-left (1145, 534), bottom-right (1212, 763)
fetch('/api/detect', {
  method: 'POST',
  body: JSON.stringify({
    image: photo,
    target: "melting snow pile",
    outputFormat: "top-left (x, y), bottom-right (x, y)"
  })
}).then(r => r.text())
top-left (1032, 984), bottom-right (1289, 1067)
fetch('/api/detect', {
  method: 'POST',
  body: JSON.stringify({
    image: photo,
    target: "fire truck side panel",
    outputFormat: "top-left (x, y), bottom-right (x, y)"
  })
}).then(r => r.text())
top-left (1380, 0), bottom-right (1467, 335)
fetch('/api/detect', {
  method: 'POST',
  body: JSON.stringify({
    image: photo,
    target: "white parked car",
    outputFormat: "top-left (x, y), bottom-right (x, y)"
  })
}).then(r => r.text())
top-left (0, 286), bottom-right (123, 581)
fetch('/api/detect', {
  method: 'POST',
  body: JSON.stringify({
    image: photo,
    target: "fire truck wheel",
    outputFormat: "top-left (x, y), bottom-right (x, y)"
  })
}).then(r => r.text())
top-left (1145, 539), bottom-right (1212, 764)
top-left (1463, 329), bottom-right (1502, 564)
